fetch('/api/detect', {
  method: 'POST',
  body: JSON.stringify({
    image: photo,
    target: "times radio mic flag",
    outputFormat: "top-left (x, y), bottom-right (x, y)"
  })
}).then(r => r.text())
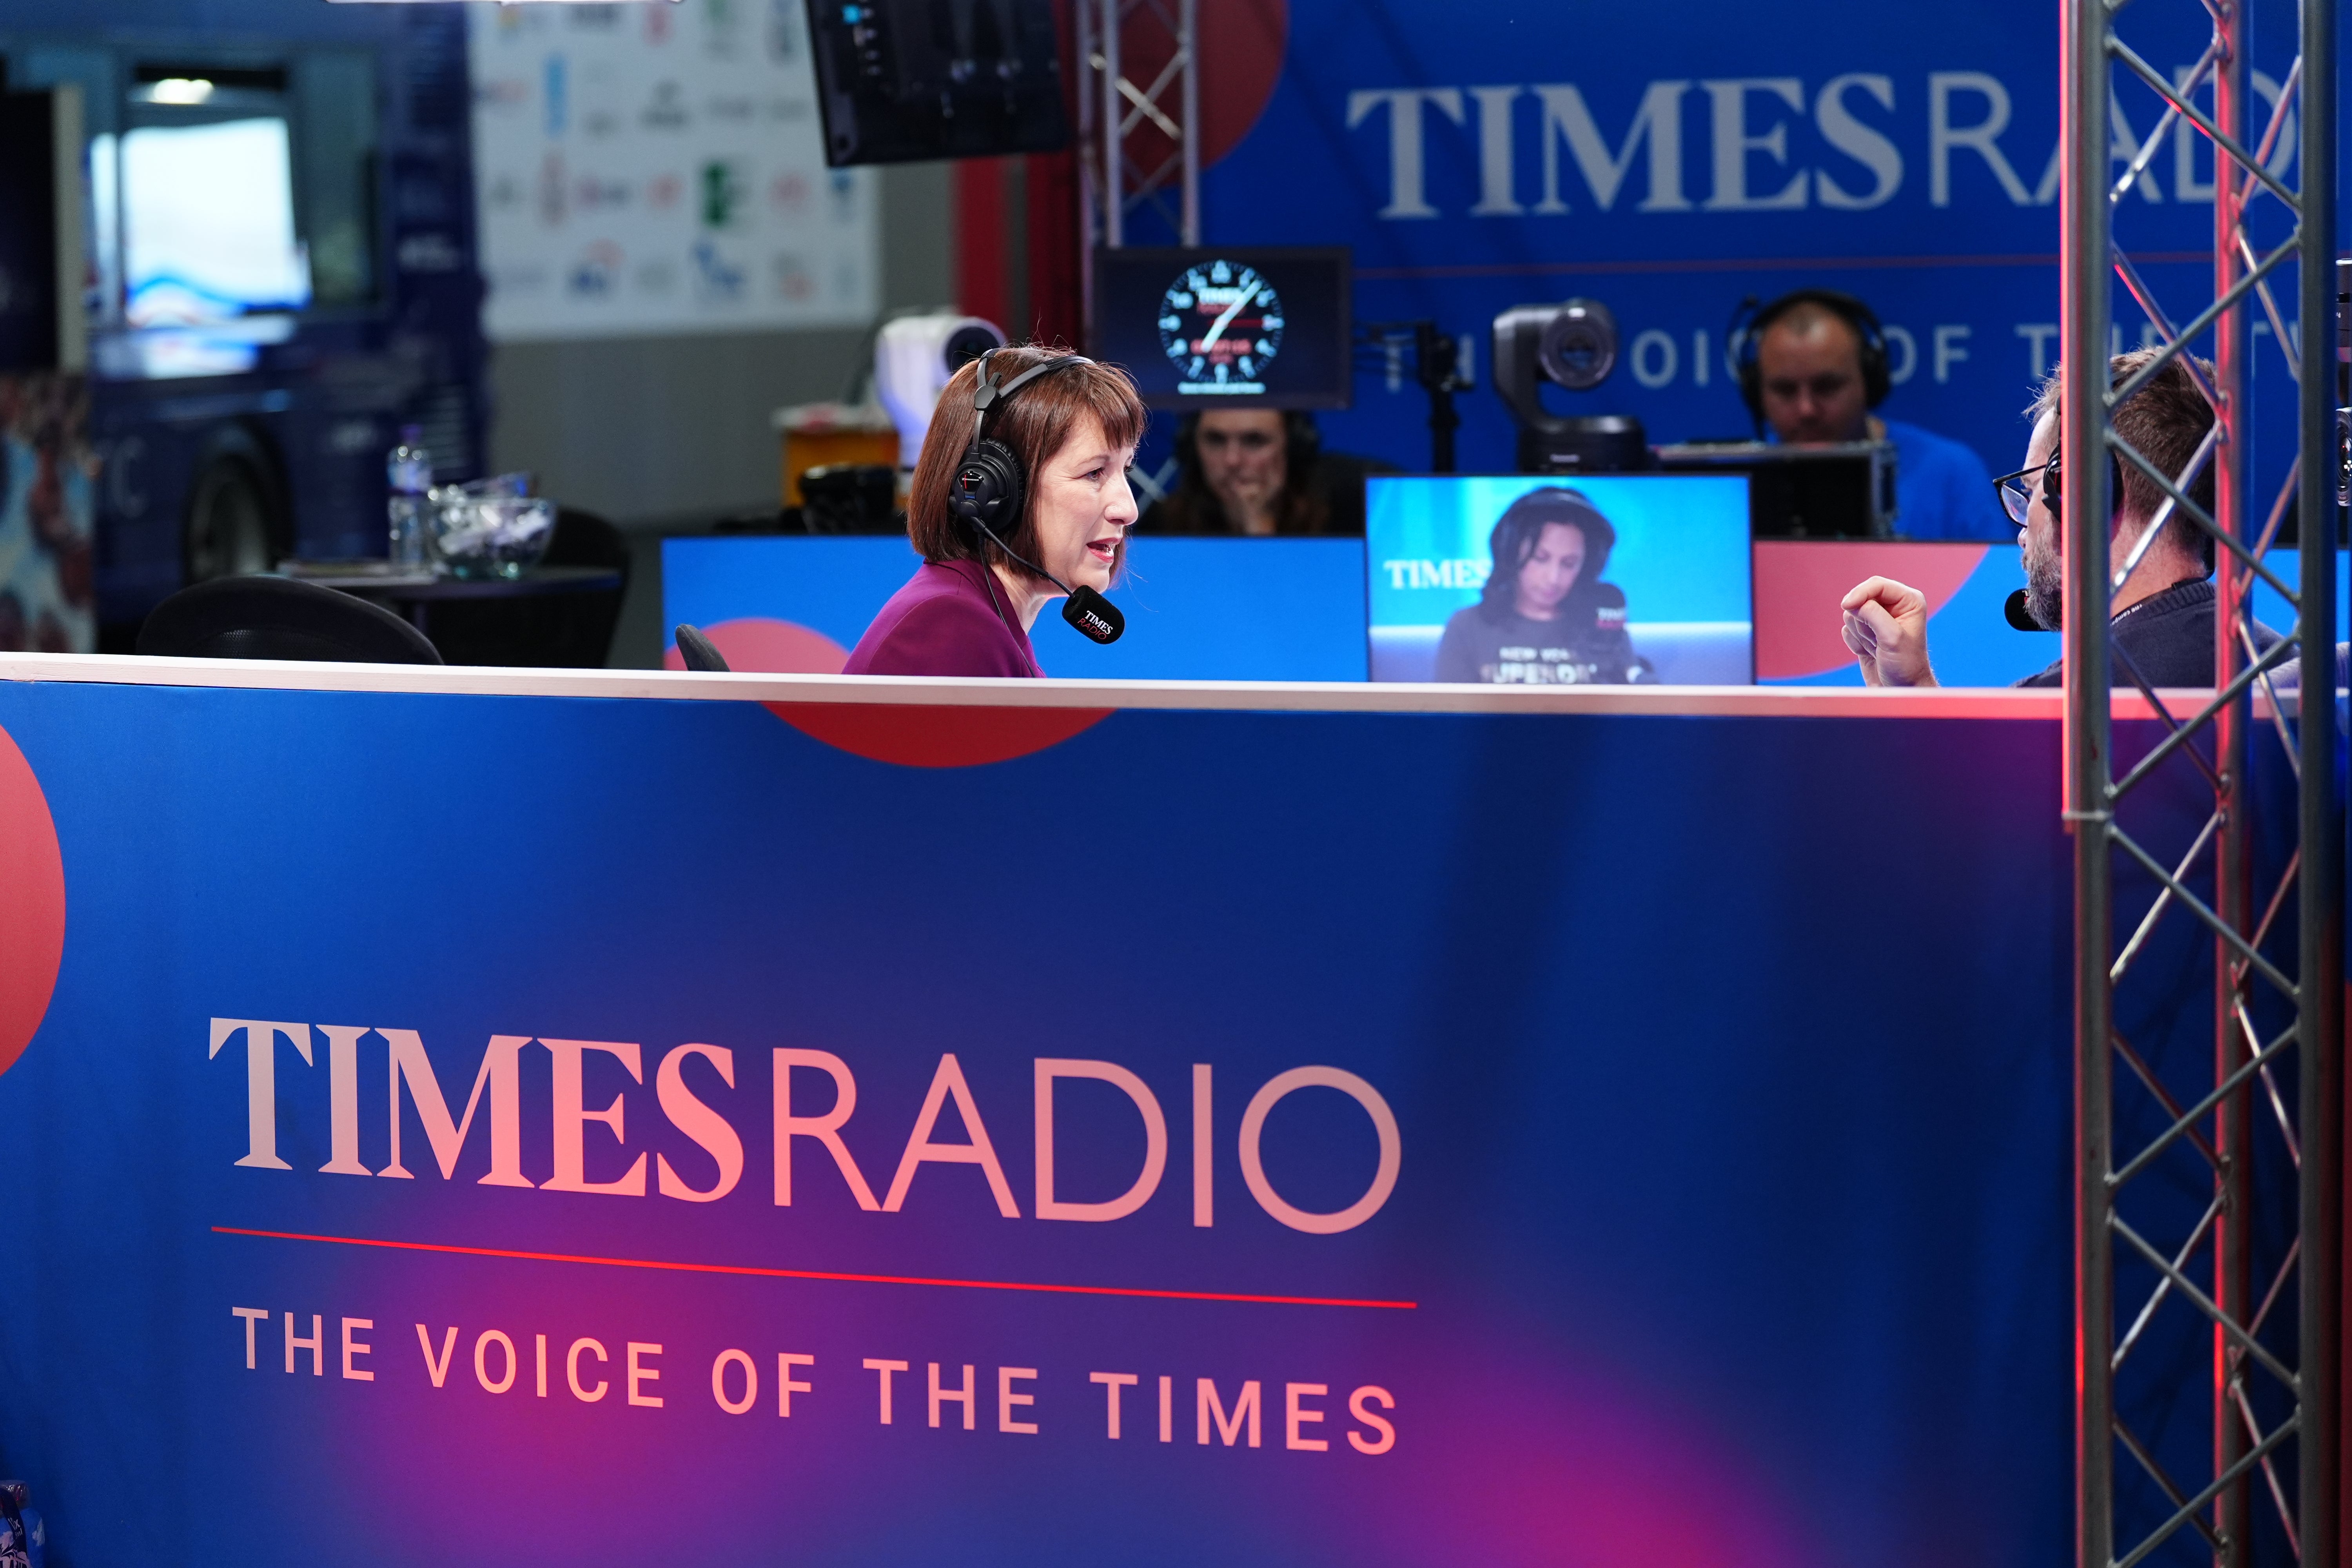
top-left (1063, 585), bottom-right (1125, 644)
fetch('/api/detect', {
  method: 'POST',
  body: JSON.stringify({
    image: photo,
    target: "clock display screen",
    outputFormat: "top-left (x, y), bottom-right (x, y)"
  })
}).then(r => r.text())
top-left (1093, 246), bottom-right (1350, 411)
top-left (1158, 261), bottom-right (1284, 396)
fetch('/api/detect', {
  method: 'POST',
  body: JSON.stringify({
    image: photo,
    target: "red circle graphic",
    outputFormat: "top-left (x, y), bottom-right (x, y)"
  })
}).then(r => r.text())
top-left (764, 702), bottom-right (1112, 768)
top-left (1109, 0), bottom-right (1288, 170)
top-left (0, 722), bottom-right (65, 1077)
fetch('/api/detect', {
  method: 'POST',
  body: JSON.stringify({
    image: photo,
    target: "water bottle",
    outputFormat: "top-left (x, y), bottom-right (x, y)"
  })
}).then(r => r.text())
top-left (387, 424), bottom-right (433, 570)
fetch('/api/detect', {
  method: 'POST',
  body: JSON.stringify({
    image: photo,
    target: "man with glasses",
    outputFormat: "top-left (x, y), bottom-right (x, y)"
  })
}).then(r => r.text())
top-left (1838, 348), bottom-right (2276, 687)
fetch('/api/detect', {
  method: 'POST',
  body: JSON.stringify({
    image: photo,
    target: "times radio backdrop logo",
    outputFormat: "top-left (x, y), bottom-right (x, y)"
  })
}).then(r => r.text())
top-left (209, 1020), bottom-right (1402, 1237)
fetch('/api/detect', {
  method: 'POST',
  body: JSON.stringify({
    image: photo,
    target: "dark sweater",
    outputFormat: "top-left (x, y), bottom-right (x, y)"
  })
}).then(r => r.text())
top-left (2016, 579), bottom-right (2280, 688)
top-left (842, 559), bottom-right (1042, 678)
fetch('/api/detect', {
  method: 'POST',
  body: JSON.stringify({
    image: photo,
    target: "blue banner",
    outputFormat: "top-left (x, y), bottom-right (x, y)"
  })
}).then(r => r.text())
top-left (662, 533), bottom-right (2082, 686)
top-left (1187, 0), bottom-right (2319, 501)
top-left (664, 535), bottom-right (1372, 681)
top-left (0, 672), bottom-right (2123, 1565)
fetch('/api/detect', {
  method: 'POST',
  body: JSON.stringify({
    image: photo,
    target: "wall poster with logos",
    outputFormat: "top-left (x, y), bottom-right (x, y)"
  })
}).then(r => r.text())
top-left (466, 0), bottom-right (877, 342)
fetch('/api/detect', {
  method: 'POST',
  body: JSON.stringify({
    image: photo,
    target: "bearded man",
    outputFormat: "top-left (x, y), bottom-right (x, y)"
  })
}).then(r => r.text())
top-left (1837, 348), bottom-right (2279, 688)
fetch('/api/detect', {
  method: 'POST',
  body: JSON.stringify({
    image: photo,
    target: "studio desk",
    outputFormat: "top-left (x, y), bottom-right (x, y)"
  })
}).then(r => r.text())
top-left (0, 654), bottom-right (2252, 1567)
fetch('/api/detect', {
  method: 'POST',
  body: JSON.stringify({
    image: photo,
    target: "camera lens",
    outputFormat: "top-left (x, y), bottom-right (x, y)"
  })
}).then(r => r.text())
top-left (1550, 323), bottom-right (1605, 381)
top-left (943, 321), bottom-right (1006, 371)
top-left (1537, 300), bottom-right (1617, 390)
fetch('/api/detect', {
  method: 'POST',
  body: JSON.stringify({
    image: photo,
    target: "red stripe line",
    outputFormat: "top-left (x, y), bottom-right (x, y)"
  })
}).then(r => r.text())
top-left (210, 1226), bottom-right (1417, 1310)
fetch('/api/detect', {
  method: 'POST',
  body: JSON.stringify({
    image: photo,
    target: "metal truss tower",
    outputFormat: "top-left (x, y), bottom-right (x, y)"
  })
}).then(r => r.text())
top-left (2064, 0), bottom-right (2341, 1560)
top-left (1075, 0), bottom-right (1200, 328)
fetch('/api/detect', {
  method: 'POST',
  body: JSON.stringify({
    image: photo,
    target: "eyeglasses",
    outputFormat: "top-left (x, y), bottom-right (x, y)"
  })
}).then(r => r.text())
top-left (1993, 460), bottom-right (2056, 525)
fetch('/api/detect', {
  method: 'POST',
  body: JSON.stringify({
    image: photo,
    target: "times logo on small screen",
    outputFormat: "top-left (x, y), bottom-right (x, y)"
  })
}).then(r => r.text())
top-left (1159, 260), bottom-right (1285, 396)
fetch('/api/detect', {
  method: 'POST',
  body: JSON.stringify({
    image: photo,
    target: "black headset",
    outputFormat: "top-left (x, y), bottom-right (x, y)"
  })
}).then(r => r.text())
top-left (949, 349), bottom-right (1087, 537)
top-left (2039, 432), bottom-right (2134, 546)
top-left (945, 348), bottom-right (1126, 647)
top-left (1731, 289), bottom-right (1893, 431)
top-left (2002, 430), bottom-right (2176, 630)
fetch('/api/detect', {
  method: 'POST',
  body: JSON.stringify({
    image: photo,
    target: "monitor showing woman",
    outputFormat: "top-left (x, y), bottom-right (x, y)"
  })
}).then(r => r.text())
top-left (1433, 487), bottom-right (1654, 684)
top-left (842, 347), bottom-right (1146, 678)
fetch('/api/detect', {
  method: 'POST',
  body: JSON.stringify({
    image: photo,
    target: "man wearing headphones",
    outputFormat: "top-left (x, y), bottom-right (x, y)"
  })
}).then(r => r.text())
top-left (1840, 348), bottom-right (2279, 687)
top-left (1138, 409), bottom-right (1383, 535)
top-left (1742, 290), bottom-right (2007, 541)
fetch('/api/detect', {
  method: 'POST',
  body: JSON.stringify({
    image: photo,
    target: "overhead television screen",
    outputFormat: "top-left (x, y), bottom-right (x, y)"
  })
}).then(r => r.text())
top-left (1094, 246), bottom-right (1349, 410)
top-left (806, 0), bottom-right (1071, 165)
top-left (1367, 474), bottom-right (1754, 685)
top-left (118, 118), bottom-right (310, 326)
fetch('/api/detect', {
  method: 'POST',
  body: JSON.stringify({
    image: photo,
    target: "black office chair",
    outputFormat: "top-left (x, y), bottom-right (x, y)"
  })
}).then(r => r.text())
top-left (422, 508), bottom-right (632, 668)
top-left (136, 575), bottom-right (443, 664)
top-left (674, 623), bottom-right (730, 672)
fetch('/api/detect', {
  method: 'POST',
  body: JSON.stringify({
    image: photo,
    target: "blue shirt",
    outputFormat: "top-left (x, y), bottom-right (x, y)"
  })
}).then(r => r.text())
top-left (1881, 417), bottom-right (2007, 542)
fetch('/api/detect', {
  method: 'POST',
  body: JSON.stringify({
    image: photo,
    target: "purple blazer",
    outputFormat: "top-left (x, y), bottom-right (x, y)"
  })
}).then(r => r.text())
top-left (842, 559), bottom-right (1043, 678)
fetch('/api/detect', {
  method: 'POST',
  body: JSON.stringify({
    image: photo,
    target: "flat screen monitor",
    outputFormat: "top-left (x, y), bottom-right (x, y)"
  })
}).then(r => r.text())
top-left (1655, 441), bottom-right (1896, 538)
top-left (118, 118), bottom-right (310, 326)
top-left (1094, 247), bottom-right (1349, 410)
top-left (806, 0), bottom-right (1071, 166)
top-left (1367, 474), bottom-right (1754, 685)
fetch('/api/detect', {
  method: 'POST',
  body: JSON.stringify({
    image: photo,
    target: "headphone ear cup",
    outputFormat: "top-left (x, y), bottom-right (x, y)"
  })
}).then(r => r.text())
top-left (1859, 337), bottom-right (1892, 408)
top-left (1285, 411), bottom-right (1320, 470)
top-left (2039, 449), bottom-right (2130, 534)
top-left (1173, 413), bottom-right (1201, 472)
top-left (1737, 355), bottom-right (1764, 422)
top-left (951, 438), bottom-right (1026, 534)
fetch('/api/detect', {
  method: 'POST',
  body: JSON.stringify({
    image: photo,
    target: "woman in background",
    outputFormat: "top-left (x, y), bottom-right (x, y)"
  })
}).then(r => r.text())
top-left (1433, 486), bottom-right (1651, 684)
top-left (1138, 409), bottom-right (1385, 535)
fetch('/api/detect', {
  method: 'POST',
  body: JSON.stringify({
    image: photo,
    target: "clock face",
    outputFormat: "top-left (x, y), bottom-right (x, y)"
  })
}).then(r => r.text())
top-left (1157, 260), bottom-right (1284, 393)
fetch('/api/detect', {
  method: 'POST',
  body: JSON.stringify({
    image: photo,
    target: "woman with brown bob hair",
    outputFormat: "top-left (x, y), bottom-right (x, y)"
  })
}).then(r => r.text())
top-left (843, 345), bottom-right (1148, 677)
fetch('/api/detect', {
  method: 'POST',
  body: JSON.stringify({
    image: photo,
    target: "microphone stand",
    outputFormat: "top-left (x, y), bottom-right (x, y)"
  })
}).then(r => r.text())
top-left (1415, 321), bottom-right (1468, 474)
top-left (1358, 320), bottom-right (1475, 474)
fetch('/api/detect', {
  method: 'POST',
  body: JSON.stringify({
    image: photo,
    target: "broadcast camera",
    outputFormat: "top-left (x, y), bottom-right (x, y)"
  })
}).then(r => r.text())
top-left (1490, 299), bottom-right (1649, 475)
top-left (873, 312), bottom-right (1007, 470)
